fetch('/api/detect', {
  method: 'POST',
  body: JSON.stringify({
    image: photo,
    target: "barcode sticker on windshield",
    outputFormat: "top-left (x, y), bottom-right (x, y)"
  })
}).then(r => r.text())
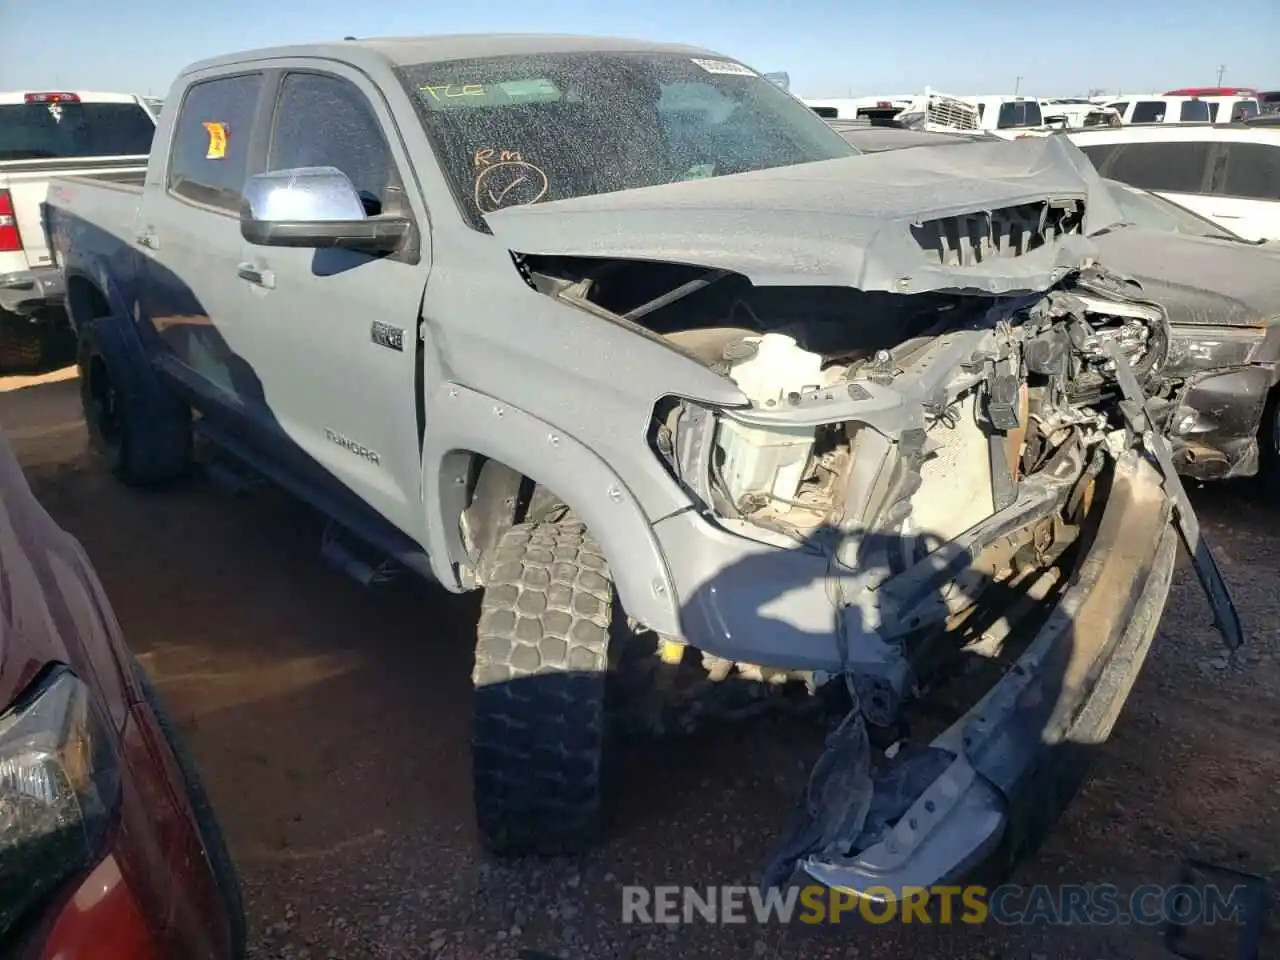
top-left (690, 58), bottom-right (757, 77)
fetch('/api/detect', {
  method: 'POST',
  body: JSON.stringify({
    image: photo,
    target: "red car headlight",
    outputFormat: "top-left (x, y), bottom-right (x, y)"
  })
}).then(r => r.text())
top-left (0, 667), bottom-right (120, 938)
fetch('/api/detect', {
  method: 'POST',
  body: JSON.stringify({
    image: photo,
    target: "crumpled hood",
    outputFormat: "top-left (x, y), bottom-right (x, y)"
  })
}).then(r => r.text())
top-left (485, 135), bottom-right (1126, 296)
top-left (1092, 228), bottom-right (1280, 327)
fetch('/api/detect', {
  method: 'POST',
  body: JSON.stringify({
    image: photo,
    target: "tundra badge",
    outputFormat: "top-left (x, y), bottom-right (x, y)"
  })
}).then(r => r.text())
top-left (324, 428), bottom-right (380, 465)
top-left (371, 320), bottom-right (404, 352)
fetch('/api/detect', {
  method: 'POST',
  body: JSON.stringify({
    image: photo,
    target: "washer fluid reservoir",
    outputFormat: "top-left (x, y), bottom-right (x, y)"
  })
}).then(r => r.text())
top-left (715, 333), bottom-right (823, 513)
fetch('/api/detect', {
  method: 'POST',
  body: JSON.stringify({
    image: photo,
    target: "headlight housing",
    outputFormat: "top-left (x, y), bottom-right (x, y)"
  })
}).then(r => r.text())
top-left (1165, 325), bottom-right (1267, 377)
top-left (0, 667), bottom-right (119, 938)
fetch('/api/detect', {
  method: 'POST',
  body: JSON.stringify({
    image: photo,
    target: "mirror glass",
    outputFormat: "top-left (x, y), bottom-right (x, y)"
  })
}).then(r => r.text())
top-left (241, 166), bottom-right (366, 223)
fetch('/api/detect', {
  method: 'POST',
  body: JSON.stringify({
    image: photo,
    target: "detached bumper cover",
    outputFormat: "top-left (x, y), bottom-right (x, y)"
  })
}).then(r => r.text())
top-left (0, 266), bottom-right (64, 316)
top-left (801, 453), bottom-right (1178, 896)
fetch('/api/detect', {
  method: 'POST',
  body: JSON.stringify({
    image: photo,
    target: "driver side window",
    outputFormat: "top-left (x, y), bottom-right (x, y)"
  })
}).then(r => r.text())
top-left (267, 72), bottom-right (403, 216)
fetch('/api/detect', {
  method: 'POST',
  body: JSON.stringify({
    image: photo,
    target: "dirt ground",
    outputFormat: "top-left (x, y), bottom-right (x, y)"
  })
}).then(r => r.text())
top-left (3, 364), bottom-right (1278, 960)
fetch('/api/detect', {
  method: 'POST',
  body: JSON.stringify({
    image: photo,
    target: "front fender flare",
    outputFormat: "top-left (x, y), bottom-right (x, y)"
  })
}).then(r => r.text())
top-left (422, 384), bottom-right (681, 637)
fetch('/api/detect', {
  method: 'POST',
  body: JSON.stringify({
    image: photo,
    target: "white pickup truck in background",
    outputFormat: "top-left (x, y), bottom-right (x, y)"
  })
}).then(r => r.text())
top-left (802, 90), bottom-right (979, 131)
top-left (0, 90), bottom-right (155, 369)
top-left (1040, 98), bottom-right (1123, 129)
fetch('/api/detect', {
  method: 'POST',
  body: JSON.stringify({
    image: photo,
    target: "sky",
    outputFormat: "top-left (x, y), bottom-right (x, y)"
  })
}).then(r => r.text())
top-left (3, 0), bottom-right (1277, 100)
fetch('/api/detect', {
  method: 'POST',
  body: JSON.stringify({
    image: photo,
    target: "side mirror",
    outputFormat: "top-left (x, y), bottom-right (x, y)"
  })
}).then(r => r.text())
top-left (239, 166), bottom-right (411, 253)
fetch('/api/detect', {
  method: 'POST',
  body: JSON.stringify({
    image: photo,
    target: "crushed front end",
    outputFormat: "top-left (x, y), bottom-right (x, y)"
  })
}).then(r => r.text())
top-left (635, 268), bottom-right (1242, 895)
top-left (491, 136), bottom-right (1242, 894)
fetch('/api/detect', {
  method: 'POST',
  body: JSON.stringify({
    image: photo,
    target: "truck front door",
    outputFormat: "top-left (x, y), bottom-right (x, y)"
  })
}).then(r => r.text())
top-left (235, 65), bottom-right (432, 540)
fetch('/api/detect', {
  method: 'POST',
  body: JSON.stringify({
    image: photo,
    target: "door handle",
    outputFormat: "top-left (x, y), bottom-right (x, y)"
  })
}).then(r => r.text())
top-left (1212, 213), bottom-right (1242, 219)
top-left (236, 263), bottom-right (276, 289)
top-left (134, 229), bottom-right (158, 249)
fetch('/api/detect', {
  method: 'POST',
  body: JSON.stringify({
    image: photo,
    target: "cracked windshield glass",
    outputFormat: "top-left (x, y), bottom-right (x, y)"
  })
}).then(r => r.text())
top-left (399, 52), bottom-right (855, 220)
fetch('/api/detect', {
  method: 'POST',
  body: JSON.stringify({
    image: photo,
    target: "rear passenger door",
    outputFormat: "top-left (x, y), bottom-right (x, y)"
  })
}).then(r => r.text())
top-left (236, 64), bottom-right (433, 539)
top-left (137, 71), bottom-right (268, 406)
top-left (1205, 141), bottom-right (1280, 241)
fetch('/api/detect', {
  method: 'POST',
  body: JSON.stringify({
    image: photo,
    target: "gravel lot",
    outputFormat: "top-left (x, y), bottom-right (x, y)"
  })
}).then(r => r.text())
top-left (3, 365), bottom-right (1278, 959)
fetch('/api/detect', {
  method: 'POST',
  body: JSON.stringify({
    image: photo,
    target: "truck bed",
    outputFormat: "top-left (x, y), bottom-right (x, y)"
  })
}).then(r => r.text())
top-left (67, 168), bottom-right (146, 188)
top-left (42, 171), bottom-right (147, 330)
top-left (49, 169), bottom-right (145, 192)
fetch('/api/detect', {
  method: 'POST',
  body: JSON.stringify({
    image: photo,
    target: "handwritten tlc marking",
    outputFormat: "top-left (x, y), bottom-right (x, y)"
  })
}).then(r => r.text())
top-left (421, 84), bottom-right (485, 101)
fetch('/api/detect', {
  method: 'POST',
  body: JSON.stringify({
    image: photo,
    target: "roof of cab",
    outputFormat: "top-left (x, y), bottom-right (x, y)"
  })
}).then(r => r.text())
top-left (181, 33), bottom-right (722, 76)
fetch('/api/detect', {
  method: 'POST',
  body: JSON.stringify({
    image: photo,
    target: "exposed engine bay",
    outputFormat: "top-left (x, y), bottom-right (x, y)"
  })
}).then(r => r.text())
top-left (515, 250), bottom-right (1240, 886)
top-left (521, 251), bottom-right (1169, 689)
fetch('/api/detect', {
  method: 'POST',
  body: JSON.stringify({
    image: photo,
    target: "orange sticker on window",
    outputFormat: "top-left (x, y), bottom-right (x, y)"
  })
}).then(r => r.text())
top-left (202, 122), bottom-right (228, 159)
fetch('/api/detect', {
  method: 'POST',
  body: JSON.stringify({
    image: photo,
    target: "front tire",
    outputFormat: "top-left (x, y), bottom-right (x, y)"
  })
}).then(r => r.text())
top-left (471, 521), bottom-right (612, 855)
top-left (77, 319), bottom-right (192, 485)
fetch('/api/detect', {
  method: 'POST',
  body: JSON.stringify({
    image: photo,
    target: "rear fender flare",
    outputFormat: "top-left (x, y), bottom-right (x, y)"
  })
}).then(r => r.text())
top-left (63, 266), bottom-right (152, 380)
top-left (422, 384), bottom-right (681, 637)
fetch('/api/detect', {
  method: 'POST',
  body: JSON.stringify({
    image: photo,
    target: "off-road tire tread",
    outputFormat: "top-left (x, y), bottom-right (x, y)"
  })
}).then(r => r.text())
top-left (472, 521), bottom-right (612, 856)
top-left (0, 320), bottom-right (49, 372)
top-left (78, 319), bottom-right (192, 485)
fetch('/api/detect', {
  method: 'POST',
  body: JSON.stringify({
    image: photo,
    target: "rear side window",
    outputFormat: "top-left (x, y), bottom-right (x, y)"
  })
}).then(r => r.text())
top-left (267, 72), bottom-right (402, 216)
top-left (1077, 142), bottom-right (1123, 172)
top-left (167, 73), bottom-right (264, 212)
top-left (1219, 143), bottom-right (1280, 199)
top-left (1105, 142), bottom-right (1211, 193)
top-left (1179, 100), bottom-right (1210, 122)
top-left (0, 101), bottom-right (155, 162)
top-left (1232, 100), bottom-right (1260, 121)
top-left (996, 100), bottom-right (1042, 129)
top-left (1130, 101), bottom-right (1166, 124)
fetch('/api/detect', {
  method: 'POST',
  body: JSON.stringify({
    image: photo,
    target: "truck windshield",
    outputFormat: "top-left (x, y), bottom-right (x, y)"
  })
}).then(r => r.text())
top-left (0, 101), bottom-right (155, 162)
top-left (397, 51), bottom-right (855, 224)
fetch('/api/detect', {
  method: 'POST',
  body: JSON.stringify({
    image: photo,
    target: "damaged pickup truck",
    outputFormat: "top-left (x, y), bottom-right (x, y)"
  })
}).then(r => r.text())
top-left (41, 35), bottom-right (1241, 897)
